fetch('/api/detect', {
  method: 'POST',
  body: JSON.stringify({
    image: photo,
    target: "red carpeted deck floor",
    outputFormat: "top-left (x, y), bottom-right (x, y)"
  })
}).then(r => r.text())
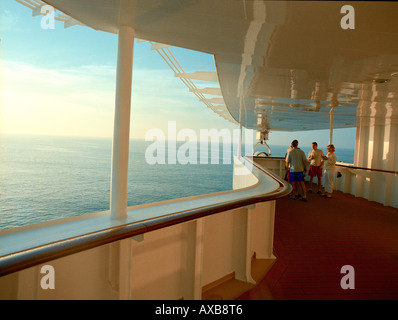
top-left (238, 186), bottom-right (398, 300)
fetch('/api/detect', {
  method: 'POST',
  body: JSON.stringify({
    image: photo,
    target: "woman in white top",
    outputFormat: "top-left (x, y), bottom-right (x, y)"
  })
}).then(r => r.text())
top-left (322, 144), bottom-right (337, 198)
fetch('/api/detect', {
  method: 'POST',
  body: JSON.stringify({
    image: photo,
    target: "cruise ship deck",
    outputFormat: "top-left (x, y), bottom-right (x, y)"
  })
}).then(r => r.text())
top-left (2, 0), bottom-right (397, 301)
top-left (238, 182), bottom-right (398, 300)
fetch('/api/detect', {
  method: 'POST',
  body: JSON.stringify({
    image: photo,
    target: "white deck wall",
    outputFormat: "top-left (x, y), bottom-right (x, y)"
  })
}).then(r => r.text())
top-left (0, 158), bottom-right (277, 300)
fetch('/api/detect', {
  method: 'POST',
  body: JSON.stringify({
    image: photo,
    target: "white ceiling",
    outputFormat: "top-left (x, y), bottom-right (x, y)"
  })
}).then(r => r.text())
top-left (42, 0), bottom-right (398, 132)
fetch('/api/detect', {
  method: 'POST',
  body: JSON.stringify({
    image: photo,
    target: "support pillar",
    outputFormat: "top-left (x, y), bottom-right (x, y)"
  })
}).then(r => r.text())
top-left (353, 79), bottom-right (398, 208)
top-left (329, 107), bottom-right (334, 145)
top-left (329, 92), bottom-right (339, 145)
top-left (110, 26), bottom-right (135, 219)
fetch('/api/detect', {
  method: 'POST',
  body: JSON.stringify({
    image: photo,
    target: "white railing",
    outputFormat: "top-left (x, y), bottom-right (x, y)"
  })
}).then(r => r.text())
top-left (0, 157), bottom-right (291, 299)
top-left (334, 163), bottom-right (398, 208)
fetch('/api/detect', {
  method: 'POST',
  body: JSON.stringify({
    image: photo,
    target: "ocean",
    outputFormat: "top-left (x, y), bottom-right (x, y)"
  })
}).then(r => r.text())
top-left (0, 135), bottom-right (354, 230)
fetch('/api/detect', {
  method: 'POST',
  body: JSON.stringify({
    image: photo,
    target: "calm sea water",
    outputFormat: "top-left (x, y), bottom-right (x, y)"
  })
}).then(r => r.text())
top-left (0, 135), bottom-right (354, 230)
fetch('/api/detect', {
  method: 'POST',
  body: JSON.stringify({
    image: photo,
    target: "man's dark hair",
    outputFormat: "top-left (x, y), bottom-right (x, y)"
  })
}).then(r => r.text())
top-left (292, 139), bottom-right (298, 147)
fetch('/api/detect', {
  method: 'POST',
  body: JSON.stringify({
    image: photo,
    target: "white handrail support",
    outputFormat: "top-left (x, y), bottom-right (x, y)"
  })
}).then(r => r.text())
top-left (110, 26), bottom-right (135, 219)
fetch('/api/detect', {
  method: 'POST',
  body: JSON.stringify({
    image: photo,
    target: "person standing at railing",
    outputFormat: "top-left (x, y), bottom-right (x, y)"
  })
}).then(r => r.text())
top-left (284, 143), bottom-right (294, 181)
top-left (286, 139), bottom-right (308, 201)
top-left (307, 142), bottom-right (325, 194)
top-left (322, 144), bottom-right (337, 198)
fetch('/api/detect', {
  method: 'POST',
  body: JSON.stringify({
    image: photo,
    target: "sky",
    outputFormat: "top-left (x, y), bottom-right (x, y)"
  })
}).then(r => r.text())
top-left (0, 0), bottom-right (356, 149)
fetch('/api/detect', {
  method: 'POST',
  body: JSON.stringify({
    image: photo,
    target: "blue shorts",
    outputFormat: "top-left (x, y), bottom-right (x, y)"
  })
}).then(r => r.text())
top-left (289, 171), bottom-right (304, 182)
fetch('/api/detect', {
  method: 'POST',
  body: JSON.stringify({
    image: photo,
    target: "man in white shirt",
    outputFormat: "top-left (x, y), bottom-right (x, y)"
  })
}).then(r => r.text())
top-left (307, 142), bottom-right (325, 194)
top-left (286, 139), bottom-right (308, 201)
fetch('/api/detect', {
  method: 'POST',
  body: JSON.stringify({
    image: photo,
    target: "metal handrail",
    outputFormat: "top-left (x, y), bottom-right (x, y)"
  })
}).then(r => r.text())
top-left (0, 156), bottom-right (291, 277)
top-left (336, 163), bottom-right (397, 175)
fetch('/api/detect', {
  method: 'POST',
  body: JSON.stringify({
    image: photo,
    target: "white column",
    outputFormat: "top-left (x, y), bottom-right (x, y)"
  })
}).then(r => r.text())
top-left (353, 78), bottom-right (398, 208)
top-left (329, 107), bottom-right (334, 145)
top-left (384, 121), bottom-right (398, 207)
top-left (193, 219), bottom-right (204, 300)
top-left (238, 94), bottom-right (244, 157)
top-left (110, 26), bottom-right (135, 219)
top-left (329, 92), bottom-right (339, 145)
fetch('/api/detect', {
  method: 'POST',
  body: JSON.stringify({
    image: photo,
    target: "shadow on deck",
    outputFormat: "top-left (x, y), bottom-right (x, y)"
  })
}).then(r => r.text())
top-left (238, 184), bottom-right (398, 300)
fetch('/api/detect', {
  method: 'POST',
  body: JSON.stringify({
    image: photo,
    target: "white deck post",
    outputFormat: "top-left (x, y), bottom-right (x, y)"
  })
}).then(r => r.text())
top-left (110, 26), bottom-right (135, 219)
top-left (329, 106), bottom-right (335, 145)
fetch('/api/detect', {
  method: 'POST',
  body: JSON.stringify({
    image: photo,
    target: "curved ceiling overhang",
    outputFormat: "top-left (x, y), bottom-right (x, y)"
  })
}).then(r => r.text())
top-left (41, 0), bottom-right (398, 132)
